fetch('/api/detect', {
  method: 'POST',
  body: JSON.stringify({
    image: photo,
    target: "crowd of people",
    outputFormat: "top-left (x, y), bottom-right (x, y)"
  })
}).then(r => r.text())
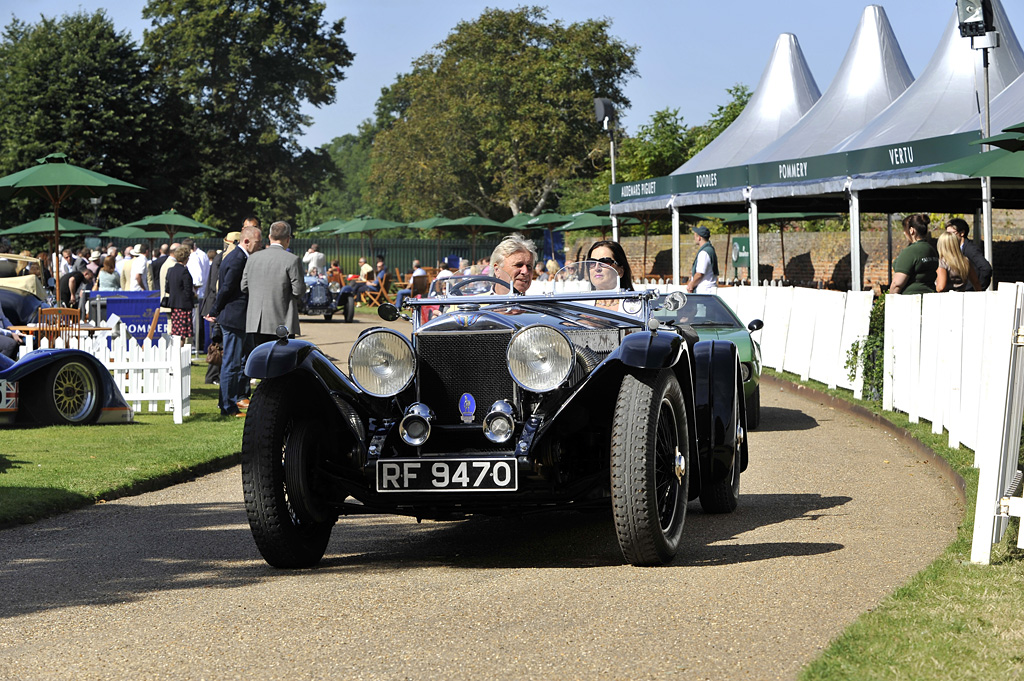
top-left (890, 214), bottom-right (993, 295)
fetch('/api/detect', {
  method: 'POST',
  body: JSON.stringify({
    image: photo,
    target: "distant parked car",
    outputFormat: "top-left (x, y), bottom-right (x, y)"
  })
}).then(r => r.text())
top-left (0, 349), bottom-right (133, 426)
top-left (298, 275), bottom-right (342, 321)
top-left (652, 293), bottom-right (762, 428)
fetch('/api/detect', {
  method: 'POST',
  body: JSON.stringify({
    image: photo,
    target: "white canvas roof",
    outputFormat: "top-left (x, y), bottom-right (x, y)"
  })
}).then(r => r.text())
top-left (672, 33), bottom-right (820, 174)
top-left (956, 68), bottom-right (1024, 134)
top-left (830, 0), bottom-right (1024, 152)
top-left (745, 6), bottom-right (913, 164)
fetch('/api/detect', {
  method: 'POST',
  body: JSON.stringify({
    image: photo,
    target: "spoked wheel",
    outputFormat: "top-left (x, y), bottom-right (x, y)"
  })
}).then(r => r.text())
top-left (26, 358), bottom-right (101, 425)
top-left (241, 378), bottom-right (335, 568)
top-left (610, 370), bottom-right (689, 566)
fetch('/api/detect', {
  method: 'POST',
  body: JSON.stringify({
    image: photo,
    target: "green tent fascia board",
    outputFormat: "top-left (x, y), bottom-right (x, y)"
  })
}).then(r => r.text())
top-left (609, 130), bottom-right (983, 206)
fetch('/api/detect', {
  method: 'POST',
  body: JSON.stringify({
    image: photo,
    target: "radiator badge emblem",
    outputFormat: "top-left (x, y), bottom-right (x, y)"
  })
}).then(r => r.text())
top-left (454, 314), bottom-right (479, 328)
top-left (459, 393), bottom-right (476, 423)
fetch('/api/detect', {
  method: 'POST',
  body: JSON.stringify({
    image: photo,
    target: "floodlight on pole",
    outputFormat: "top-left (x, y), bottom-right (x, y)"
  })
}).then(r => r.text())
top-left (957, 0), bottom-right (998, 286)
top-left (595, 97), bottom-right (619, 241)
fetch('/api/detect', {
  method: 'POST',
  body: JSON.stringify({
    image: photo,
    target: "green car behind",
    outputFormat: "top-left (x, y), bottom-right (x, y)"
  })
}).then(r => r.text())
top-left (654, 293), bottom-right (763, 428)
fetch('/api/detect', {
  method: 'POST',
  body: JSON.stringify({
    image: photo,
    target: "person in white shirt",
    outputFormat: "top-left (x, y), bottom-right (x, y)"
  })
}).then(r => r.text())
top-left (183, 238), bottom-right (211, 299)
top-left (129, 243), bottom-right (150, 291)
top-left (686, 225), bottom-right (719, 294)
top-left (302, 243), bottom-right (327, 275)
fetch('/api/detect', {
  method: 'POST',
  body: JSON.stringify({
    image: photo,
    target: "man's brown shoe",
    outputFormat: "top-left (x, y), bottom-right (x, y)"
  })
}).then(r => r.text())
top-left (234, 411), bottom-right (247, 418)
top-left (237, 399), bottom-right (250, 410)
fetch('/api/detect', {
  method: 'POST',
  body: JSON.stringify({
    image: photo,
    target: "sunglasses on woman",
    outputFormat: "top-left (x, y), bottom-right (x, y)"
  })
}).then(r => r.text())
top-left (593, 257), bottom-right (619, 267)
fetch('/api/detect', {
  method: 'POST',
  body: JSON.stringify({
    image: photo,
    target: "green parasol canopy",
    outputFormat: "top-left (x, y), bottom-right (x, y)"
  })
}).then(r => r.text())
top-left (120, 208), bottom-right (217, 240)
top-left (0, 152), bottom-right (145, 265)
top-left (923, 148), bottom-right (1024, 178)
top-left (0, 213), bottom-right (100, 236)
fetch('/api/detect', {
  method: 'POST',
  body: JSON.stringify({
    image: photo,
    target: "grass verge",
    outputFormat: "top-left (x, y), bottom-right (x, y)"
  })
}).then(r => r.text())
top-left (0, 361), bottom-right (243, 527)
top-left (765, 369), bottom-right (1024, 680)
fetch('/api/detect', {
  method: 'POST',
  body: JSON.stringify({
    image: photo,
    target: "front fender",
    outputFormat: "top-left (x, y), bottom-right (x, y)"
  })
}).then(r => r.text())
top-left (693, 340), bottom-right (748, 480)
top-left (245, 338), bottom-right (319, 379)
top-left (608, 330), bottom-right (683, 370)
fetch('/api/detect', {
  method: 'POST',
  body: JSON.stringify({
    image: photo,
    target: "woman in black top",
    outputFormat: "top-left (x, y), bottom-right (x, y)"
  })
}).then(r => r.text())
top-left (165, 245), bottom-right (195, 338)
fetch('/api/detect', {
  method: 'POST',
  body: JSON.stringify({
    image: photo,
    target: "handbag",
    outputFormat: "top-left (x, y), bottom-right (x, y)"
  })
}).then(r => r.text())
top-left (160, 294), bottom-right (170, 308)
top-left (207, 341), bottom-right (223, 366)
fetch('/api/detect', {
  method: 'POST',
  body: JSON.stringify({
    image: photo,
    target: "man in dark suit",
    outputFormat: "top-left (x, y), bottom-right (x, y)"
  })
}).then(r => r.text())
top-left (946, 218), bottom-right (993, 290)
top-left (241, 220), bottom-right (304, 347)
top-left (205, 219), bottom-right (262, 417)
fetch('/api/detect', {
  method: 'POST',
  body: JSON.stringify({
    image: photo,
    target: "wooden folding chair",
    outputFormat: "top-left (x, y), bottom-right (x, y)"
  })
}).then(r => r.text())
top-left (37, 307), bottom-right (81, 347)
top-left (409, 274), bottom-right (430, 298)
top-left (361, 273), bottom-right (393, 307)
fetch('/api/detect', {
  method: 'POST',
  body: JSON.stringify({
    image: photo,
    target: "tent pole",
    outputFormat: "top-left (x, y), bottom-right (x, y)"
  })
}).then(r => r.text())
top-left (748, 199), bottom-right (759, 286)
top-left (849, 190), bottom-right (862, 292)
top-left (671, 206), bottom-right (680, 286)
top-left (886, 214), bottom-right (893, 290)
top-left (981, 177), bottom-right (993, 287)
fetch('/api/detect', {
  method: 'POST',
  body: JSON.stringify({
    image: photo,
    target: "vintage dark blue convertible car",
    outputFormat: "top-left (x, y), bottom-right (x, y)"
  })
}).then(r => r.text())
top-left (0, 349), bottom-right (133, 426)
top-left (297, 275), bottom-right (355, 322)
top-left (241, 262), bottom-right (748, 568)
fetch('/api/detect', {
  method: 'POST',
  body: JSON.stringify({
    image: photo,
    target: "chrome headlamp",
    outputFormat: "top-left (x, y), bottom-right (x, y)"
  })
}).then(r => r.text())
top-left (506, 325), bottom-right (574, 393)
top-left (349, 329), bottom-right (415, 397)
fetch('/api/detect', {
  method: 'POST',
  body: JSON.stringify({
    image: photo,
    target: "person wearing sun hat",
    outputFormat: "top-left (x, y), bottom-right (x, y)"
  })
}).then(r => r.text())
top-left (686, 224), bottom-right (718, 294)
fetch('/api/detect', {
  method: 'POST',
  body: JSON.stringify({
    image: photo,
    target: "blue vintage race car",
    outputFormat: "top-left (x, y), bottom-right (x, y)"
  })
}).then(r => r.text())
top-left (0, 349), bottom-right (133, 426)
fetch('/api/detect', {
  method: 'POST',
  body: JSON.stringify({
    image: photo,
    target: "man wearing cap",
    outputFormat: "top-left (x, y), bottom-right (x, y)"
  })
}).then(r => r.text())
top-left (686, 225), bottom-right (719, 294)
top-left (129, 243), bottom-right (150, 291)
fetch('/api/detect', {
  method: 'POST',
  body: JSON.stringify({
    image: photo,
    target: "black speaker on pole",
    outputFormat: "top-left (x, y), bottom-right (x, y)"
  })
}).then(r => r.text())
top-left (594, 98), bottom-right (616, 124)
top-left (956, 0), bottom-right (994, 38)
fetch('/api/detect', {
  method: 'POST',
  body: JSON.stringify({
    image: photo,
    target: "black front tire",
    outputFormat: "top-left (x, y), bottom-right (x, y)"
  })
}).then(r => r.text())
top-left (610, 370), bottom-right (689, 566)
top-left (699, 372), bottom-right (745, 514)
top-left (241, 378), bottom-right (334, 568)
top-left (24, 358), bottom-right (101, 425)
top-left (343, 295), bottom-right (355, 323)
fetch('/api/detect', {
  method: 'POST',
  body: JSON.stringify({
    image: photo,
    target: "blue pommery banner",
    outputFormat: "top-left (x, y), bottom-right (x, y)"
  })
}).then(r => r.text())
top-left (91, 291), bottom-right (168, 341)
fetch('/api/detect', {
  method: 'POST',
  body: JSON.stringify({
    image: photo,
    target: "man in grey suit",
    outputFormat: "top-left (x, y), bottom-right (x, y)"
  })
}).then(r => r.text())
top-left (241, 220), bottom-right (304, 347)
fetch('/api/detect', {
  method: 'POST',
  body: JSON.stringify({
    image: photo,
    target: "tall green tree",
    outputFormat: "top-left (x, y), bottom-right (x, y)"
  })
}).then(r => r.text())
top-left (368, 6), bottom-right (638, 221)
top-left (142, 0), bottom-right (354, 225)
top-left (0, 11), bottom-right (171, 230)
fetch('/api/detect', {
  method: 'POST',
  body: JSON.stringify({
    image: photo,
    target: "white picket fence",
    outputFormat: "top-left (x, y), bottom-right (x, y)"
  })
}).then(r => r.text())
top-left (17, 330), bottom-right (192, 424)
top-left (882, 287), bottom-right (1024, 564)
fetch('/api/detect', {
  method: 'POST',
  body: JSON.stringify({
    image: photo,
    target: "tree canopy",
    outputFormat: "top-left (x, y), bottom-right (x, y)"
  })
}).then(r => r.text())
top-left (367, 6), bottom-right (638, 221)
top-left (141, 0), bottom-right (354, 225)
top-left (0, 11), bottom-right (169, 229)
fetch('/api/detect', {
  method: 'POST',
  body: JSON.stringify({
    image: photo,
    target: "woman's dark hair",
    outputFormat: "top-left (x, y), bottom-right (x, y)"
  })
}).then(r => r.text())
top-left (586, 240), bottom-right (634, 290)
top-left (902, 213), bottom-right (931, 239)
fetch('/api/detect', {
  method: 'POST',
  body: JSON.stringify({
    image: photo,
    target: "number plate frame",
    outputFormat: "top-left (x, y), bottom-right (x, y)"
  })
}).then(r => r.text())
top-left (376, 457), bottom-right (519, 493)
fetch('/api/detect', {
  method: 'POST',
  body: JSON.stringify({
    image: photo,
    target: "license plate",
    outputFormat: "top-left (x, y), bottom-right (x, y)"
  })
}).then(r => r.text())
top-left (376, 458), bottom-right (518, 493)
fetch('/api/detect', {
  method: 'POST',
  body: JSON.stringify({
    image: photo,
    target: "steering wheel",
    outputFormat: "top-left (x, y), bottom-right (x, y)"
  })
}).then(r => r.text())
top-left (445, 275), bottom-right (514, 295)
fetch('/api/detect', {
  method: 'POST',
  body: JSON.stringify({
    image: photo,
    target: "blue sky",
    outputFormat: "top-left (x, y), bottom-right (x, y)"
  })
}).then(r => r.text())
top-left (5, 1), bottom-right (1023, 149)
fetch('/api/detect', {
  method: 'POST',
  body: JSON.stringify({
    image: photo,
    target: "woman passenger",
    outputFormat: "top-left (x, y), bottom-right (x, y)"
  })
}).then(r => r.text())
top-left (585, 240), bottom-right (634, 311)
top-left (935, 231), bottom-right (980, 292)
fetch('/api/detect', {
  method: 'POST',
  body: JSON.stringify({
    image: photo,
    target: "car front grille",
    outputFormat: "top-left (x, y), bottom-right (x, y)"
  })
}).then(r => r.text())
top-left (308, 283), bottom-right (330, 306)
top-left (416, 330), bottom-right (515, 425)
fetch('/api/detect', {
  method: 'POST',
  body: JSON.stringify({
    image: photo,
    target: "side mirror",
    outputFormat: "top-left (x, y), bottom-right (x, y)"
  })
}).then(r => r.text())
top-left (748, 319), bottom-right (764, 332)
top-left (378, 303), bottom-right (400, 321)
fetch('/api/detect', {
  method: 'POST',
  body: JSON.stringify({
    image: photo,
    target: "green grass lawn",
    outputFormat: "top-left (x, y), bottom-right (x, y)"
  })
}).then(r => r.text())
top-left (766, 369), bottom-right (1024, 681)
top-left (0, 362), bottom-right (243, 527)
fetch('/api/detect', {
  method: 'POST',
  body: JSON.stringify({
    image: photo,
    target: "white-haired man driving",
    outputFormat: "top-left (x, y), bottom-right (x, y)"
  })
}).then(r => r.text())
top-left (489, 233), bottom-right (537, 295)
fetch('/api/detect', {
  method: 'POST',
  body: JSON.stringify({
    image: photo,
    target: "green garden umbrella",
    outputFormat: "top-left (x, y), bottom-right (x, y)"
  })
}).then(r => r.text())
top-left (924, 148), bottom-right (1022, 178)
top-left (306, 218), bottom-right (349, 234)
top-left (971, 131), bottom-right (1024, 152)
top-left (0, 213), bottom-right (100, 236)
top-left (0, 152), bottom-right (144, 268)
top-left (438, 215), bottom-right (517, 260)
top-left (331, 216), bottom-right (405, 260)
top-left (120, 208), bottom-right (217, 240)
top-left (101, 224), bottom-right (205, 240)
top-left (552, 212), bottom-right (640, 237)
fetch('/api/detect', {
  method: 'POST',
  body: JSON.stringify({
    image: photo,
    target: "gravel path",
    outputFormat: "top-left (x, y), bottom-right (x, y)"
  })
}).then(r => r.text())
top-left (0, 315), bottom-right (963, 680)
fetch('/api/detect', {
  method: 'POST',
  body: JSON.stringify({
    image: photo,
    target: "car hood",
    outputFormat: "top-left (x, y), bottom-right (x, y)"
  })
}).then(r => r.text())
top-left (693, 325), bottom-right (754, 361)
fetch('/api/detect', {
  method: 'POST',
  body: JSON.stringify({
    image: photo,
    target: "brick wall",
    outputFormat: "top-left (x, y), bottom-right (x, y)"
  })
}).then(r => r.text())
top-left (568, 210), bottom-right (1024, 293)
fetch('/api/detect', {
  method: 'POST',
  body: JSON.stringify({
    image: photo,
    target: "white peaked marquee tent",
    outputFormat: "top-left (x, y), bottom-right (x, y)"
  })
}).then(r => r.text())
top-left (612, 1), bottom-right (1024, 289)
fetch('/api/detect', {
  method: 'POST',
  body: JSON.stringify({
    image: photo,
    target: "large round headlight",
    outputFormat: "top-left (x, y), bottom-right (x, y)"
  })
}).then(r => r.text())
top-left (349, 329), bottom-right (415, 397)
top-left (507, 326), bottom-right (574, 393)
